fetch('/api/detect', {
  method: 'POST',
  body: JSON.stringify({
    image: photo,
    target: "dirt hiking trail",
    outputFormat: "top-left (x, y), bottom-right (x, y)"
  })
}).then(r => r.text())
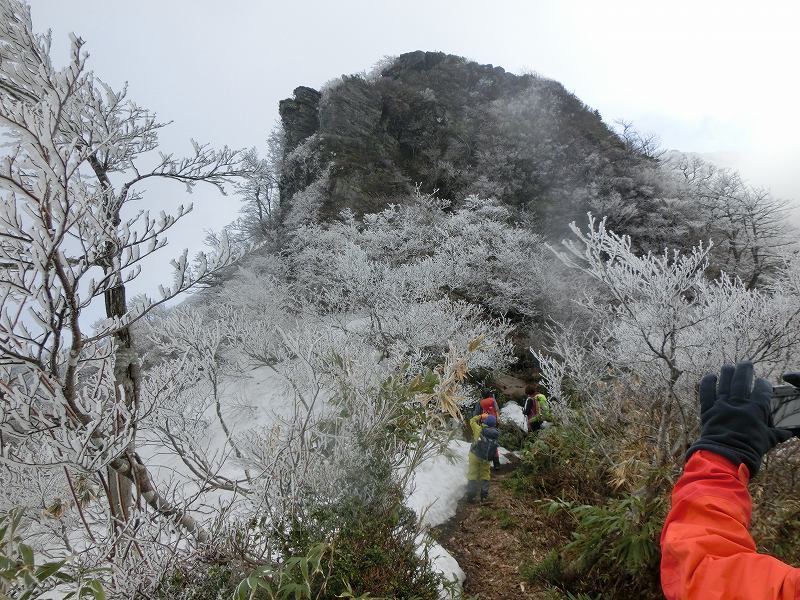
top-left (434, 460), bottom-right (559, 599)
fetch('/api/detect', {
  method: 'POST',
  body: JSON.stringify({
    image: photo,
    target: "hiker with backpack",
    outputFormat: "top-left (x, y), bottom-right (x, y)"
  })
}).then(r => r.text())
top-left (473, 389), bottom-right (500, 422)
top-left (465, 412), bottom-right (500, 503)
top-left (472, 389), bottom-right (501, 468)
top-left (522, 384), bottom-right (550, 432)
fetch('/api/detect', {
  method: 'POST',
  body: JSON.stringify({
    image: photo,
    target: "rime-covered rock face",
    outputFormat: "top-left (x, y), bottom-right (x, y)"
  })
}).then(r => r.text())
top-left (278, 86), bottom-right (323, 202)
top-left (277, 50), bottom-right (669, 240)
top-left (278, 86), bottom-right (321, 153)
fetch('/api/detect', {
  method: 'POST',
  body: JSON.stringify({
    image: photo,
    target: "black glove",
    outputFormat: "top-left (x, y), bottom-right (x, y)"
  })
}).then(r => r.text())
top-left (686, 361), bottom-right (793, 477)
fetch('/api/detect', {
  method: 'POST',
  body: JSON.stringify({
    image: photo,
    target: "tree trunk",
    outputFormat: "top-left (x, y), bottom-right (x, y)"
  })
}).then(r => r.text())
top-left (86, 156), bottom-right (208, 544)
top-left (654, 396), bottom-right (673, 469)
top-left (108, 452), bottom-right (210, 543)
top-left (105, 283), bottom-right (139, 531)
top-left (89, 156), bottom-right (140, 535)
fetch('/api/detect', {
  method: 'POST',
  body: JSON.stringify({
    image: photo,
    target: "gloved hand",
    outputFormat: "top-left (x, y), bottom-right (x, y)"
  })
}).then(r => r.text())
top-left (686, 361), bottom-right (793, 477)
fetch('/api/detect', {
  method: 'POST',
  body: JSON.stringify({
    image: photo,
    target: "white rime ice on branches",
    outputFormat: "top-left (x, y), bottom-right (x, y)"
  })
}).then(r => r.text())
top-left (105, 187), bottom-right (541, 594)
top-left (1, 2), bottom-right (681, 596)
top-left (0, 0), bottom-right (250, 574)
top-left (536, 214), bottom-right (800, 467)
top-left (285, 191), bottom-right (559, 373)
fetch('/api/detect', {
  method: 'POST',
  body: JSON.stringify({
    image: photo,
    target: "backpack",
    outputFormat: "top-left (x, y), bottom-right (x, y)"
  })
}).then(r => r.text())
top-left (523, 395), bottom-right (539, 417)
top-left (470, 426), bottom-right (500, 461)
top-left (532, 394), bottom-right (549, 422)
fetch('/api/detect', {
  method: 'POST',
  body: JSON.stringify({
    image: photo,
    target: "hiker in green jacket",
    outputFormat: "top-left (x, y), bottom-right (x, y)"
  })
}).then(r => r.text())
top-left (522, 384), bottom-right (551, 432)
top-left (466, 413), bottom-right (500, 503)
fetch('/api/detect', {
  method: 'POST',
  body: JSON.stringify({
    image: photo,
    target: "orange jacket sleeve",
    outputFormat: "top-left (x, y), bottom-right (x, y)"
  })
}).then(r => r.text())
top-left (661, 450), bottom-right (800, 600)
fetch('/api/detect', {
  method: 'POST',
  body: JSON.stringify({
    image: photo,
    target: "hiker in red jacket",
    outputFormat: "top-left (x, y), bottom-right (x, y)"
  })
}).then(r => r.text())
top-left (661, 362), bottom-right (800, 599)
top-left (474, 389), bottom-right (499, 422)
top-left (472, 389), bottom-right (500, 468)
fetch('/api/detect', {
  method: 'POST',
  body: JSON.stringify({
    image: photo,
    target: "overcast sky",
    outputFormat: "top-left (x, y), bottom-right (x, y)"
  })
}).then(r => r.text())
top-left (26, 0), bottom-right (800, 316)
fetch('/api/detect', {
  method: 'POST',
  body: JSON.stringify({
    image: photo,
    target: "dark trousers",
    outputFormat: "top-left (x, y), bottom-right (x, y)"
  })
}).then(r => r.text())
top-left (528, 419), bottom-right (543, 433)
top-left (466, 478), bottom-right (490, 501)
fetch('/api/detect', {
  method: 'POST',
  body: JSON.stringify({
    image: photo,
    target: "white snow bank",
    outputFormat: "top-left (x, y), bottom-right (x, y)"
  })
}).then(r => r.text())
top-left (142, 364), bottom-right (296, 480)
top-left (407, 435), bottom-right (513, 598)
top-left (406, 439), bottom-right (470, 528)
top-left (425, 538), bottom-right (466, 597)
top-left (221, 362), bottom-right (314, 425)
top-left (406, 435), bottom-right (515, 524)
top-left (501, 400), bottom-right (528, 431)
top-left (428, 539), bottom-right (465, 585)
top-left (405, 438), bottom-right (471, 598)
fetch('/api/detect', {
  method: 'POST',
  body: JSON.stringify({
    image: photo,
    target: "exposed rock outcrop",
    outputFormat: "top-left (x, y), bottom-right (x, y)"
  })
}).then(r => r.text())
top-left (276, 51), bottom-right (673, 245)
top-left (278, 86), bottom-right (321, 154)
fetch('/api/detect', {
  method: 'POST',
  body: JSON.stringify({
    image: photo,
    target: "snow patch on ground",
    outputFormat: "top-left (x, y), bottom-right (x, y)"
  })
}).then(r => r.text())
top-left (427, 538), bottom-right (466, 596)
top-left (406, 440), bottom-right (470, 528)
top-left (407, 439), bottom-right (471, 598)
top-left (142, 364), bottom-right (292, 474)
top-left (501, 400), bottom-right (528, 431)
top-left (146, 358), bottom-right (475, 598)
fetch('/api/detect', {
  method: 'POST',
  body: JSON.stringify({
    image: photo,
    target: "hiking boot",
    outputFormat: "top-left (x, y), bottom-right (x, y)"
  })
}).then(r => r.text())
top-left (480, 495), bottom-right (489, 504)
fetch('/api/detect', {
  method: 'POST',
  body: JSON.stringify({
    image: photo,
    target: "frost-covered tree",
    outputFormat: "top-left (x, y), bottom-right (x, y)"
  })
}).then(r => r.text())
top-left (120, 282), bottom-right (479, 597)
top-left (234, 144), bottom-right (280, 241)
top-left (614, 119), bottom-right (664, 161)
top-left (538, 215), bottom-right (800, 470)
top-left (0, 0), bottom-right (246, 545)
top-left (291, 191), bottom-right (550, 320)
top-left (666, 153), bottom-right (794, 288)
top-left (283, 191), bottom-right (554, 374)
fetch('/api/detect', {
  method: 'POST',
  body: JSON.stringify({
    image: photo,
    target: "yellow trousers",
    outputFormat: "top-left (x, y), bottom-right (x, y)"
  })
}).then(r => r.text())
top-left (467, 453), bottom-right (491, 481)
